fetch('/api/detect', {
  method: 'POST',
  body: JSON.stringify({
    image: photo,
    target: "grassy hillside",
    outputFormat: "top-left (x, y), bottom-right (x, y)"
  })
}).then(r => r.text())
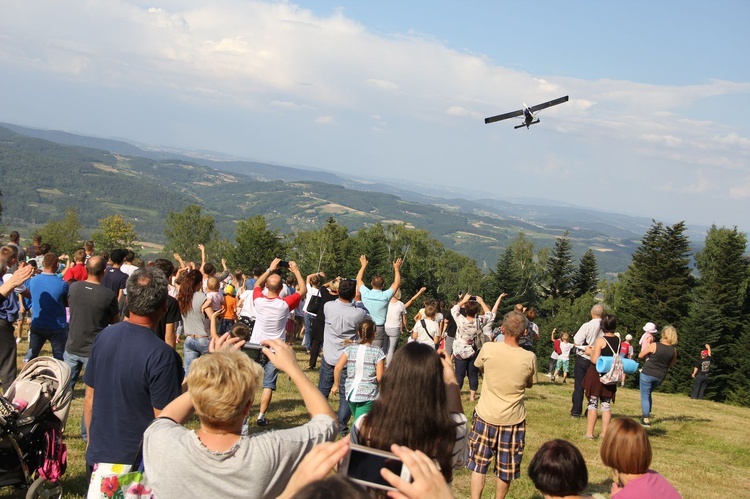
top-left (4, 343), bottom-right (747, 498)
top-left (0, 125), bottom-right (640, 273)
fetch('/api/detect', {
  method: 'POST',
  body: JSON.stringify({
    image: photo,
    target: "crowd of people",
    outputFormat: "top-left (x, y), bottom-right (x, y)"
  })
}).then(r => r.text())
top-left (0, 230), bottom-right (703, 498)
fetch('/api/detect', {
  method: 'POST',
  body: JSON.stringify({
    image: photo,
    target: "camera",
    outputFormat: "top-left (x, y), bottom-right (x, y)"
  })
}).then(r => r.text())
top-left (241, 343), bottom-right (269, 367)
top-left (277, 260), bottom-right (290, 269)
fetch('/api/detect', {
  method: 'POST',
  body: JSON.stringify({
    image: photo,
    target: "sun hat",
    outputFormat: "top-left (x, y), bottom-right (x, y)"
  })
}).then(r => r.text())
top-left (643, 322), bottom-right (657, 333)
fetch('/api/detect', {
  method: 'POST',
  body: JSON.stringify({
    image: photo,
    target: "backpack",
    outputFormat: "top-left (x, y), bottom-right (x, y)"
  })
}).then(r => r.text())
top-left (599, 338), bottom-right (624, 386)
top-left (38, 428), bottom-right (67, 481)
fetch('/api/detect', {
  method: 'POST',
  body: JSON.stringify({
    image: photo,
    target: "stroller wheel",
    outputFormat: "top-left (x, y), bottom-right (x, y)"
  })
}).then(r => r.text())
top-left (25, 477), bottom-right (62, 499)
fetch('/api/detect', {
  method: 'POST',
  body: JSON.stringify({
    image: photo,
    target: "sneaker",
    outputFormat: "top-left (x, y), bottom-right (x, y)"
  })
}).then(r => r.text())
top-left (551, 376), bottom-right (556, 382)
top-left (584, 434), bottom-right (596, 440)
top-left (640, 418), bottom-right (651, 427)
top-left (256, 416), bottom-right (269, 427)
top-left (543, 373), bottom-right (551, 377)
top-left (563, 379), bottom-right (567, 384)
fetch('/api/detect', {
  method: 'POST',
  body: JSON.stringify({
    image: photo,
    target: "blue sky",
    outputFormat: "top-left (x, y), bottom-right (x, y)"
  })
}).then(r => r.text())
top-left (1, 1), bottom-right (749, 230)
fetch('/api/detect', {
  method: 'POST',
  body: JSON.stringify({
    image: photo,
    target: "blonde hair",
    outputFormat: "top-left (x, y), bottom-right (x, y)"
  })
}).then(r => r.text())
top-left (424, 304), bottom-right (437, 319)
top-left (661, 326), bottom-right (678, 345)
top-left (187, 350), bottom-right (263, 427)
top-left (206, 276), bottom-right (220, 292)
top-left (600, 417), bottom-right (651, 474)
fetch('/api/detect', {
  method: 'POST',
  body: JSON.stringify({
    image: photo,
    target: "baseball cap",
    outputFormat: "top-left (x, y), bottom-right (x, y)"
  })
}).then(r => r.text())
top-left (643, 322), bottom-right (657, 333)
top-left (225, 284), bottom-right (235, 296)
top-left (701, 349), bottom-right (709, 356)
top-left (625, 334), bottom-right (633, 341)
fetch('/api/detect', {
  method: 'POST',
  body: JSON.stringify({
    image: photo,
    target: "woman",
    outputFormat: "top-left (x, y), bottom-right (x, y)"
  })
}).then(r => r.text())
top-left (177, 269), bottom-right (212, 373)
top-left (350, 342), bottom-right (467, 484)
top-left (384, 286), bottom-right (426, 365)
top-left (600, 417), bottom-right (681, 498)
top-left (582, 313), bottom-right (620, 438)
top-left (143, 338), bottom-right (337, 499)
top-left (638, 326), bottom-right (678, 427)
top-left (451, 293), bottom-right (492, 402)
top-left (529, 439), bottom-right (605, 499)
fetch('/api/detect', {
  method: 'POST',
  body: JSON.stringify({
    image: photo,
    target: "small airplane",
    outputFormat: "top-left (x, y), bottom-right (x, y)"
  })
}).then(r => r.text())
top-left (484, 95), bottom-right (569, 129)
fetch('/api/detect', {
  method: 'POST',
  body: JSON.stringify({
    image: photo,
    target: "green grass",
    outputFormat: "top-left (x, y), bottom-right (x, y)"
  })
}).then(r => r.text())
top-left (3, 342), bottom-right (748, 498)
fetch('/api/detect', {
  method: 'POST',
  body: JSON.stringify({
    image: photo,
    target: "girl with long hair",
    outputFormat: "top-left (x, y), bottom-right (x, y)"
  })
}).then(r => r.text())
top-left (350, 342), bottom-right (467, 484)
top-left (177, 269), bottom-right (212, 373)
top-left (332, 319), bottom-right (385, 422)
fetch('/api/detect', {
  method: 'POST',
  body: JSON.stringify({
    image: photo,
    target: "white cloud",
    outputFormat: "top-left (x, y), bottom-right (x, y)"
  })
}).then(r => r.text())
top-left (364, 79), bottom-right (399, 91)
top-left (315, 115), bottom-right (335, 125)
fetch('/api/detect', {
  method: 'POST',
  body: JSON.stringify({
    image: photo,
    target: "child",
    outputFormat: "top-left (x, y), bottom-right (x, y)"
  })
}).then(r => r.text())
top-left (205, 277), bottom-right (222, 312)
top-left (62, 249), bottom-right (88, 282)
top-left (553, 332), bottom-right (574, 383)
top-left (548, 327), bottom-right (561, 377)
top-left (332, 319), bottom-right (385, 422)
top-left (620, 333), bottom-right (634, 387)
top-left (221, 284), bottom-right (238, 335)
top-left (411, 304), bottom-right (441, 348)
top-left (210, 308), bottom-right (250, 342)
top-left (639, 322), bottom-right (657, 352)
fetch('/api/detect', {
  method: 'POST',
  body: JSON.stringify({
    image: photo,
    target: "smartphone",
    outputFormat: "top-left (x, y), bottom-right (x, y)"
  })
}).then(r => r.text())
top-left (241, 343), bottom-right (269, 366)
top-left (277, 260), bottom-right (290, 268)
top-left (470, 295), bottom-right (477, 301)
top-left (339, 443), bottom-right (411, 491)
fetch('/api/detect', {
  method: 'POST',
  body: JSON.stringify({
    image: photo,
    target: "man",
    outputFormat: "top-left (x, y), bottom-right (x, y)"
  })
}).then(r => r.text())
top-left (64, 256), bottom-right (119, 390)
top-left (121, 258), bottom-right (180, 348)
top-left (570, 304), bottom-right (604, 418)
top-left (0, 248), bottom-right (34, 391)
top-left (250, 258), bottom-right (306, 426)
top-left (84, 267), bottom-right (183, 484)
top-left (318, 278), bottom-right (370, 435)
top-left (64, 256), bottom-right (119, 442)
top-left (25, 253), bottom-right (69, 362)
top-left (26, 235), bottom-right (42, 260)
top-left (356, 255), bottom-right (402, 351)
top-left (470, 310), bottom-right (536, 499)
top-left (101, 248), bottom-right (129, 303)
top-left (691, 344), bottom-right (713, 400)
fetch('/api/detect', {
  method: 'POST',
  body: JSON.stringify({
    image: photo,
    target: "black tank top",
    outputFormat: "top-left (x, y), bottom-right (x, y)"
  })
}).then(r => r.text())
top-left (598, 335), bottom-right (619, 357)
top-left (642, 343), bottom-right (676, 379)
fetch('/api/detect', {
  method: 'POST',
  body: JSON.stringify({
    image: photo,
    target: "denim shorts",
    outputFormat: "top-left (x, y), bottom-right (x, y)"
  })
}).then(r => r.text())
top-left (263, 360), bottom-right (280, 390)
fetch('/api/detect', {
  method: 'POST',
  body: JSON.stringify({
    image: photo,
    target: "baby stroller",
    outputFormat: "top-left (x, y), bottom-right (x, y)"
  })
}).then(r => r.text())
top-left (0, 357), bottom-right (72, 498)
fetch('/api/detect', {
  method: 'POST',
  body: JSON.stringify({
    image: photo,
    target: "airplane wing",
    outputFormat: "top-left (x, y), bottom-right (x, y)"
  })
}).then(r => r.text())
top-left (484, 109), bottom-right (524, 125)
top-left (528, 95), bottom-right (569, 113)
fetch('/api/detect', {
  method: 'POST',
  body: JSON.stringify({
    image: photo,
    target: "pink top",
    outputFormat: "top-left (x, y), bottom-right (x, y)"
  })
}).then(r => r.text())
top-left (639, 332), bottom-right (654, 351)
top-left (613, 470), bottom-right (681, 499)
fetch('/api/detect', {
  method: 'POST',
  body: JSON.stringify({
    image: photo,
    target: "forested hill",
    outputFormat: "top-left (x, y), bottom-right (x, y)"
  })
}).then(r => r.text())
top-left (0, 124), bottom-right (643, 273)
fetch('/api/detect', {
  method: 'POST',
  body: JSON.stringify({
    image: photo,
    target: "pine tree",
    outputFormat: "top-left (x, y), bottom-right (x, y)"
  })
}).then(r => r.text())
top-left (543, 231), bottom-right (575, 300)
top-left (572, 249), bottom-right (599, 297)
top-left (616, 220), bottom-right (693, 337)
top-left (679, 226), bottom-right (749, 402)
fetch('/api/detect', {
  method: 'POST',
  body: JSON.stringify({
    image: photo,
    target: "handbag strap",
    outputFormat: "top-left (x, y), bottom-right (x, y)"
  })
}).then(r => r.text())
top-left (421, 319), bottom-right (434, 340)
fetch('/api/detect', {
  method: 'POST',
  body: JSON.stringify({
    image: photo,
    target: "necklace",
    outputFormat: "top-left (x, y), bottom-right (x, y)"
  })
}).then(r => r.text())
top-left (197, 427), bottom-right (241, 436)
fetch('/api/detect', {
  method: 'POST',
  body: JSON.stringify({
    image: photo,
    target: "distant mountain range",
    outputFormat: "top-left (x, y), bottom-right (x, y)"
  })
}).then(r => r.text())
top-left (0, 122), bottom-right (708, 275)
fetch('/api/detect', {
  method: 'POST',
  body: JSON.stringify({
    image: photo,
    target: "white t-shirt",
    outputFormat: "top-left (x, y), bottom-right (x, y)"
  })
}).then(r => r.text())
top-left (250, 288), bottom-right (300, 343)
top-left (303, 286), bottom-right (320, 316)
top-left (238, 289), bottom-right (255, 319)
top-left (558, 342), bottom-right (575, 361)
top-left (385, 300), bottom-right (407, 329)
top-left (412, 318), bottom-right (440, 347)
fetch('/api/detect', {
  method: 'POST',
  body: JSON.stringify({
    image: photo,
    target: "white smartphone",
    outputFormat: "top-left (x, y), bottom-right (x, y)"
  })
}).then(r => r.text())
top-left (338, 443), bottom-right (412, 491)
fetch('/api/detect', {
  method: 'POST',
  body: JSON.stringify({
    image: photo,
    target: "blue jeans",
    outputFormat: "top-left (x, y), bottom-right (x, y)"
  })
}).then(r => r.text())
top-left (24, 326), bottom-right (67, 362)
top-left (63, 350), bottom-right (89, 441)
top-left (454, 352), bottom-right (479, 391)
top-left (303, 313), bottom-right (315, 350)
top-left (639, 372), bottom-right (663, 418)
top-left (318, 358), bottom-right (350, 434)
top-left (184, 336), bottom-right (210, 374)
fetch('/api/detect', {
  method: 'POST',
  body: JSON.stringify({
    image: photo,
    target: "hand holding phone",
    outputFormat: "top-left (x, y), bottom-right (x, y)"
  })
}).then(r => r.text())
top-left (380, 444), bottom-right (452, 499)
top-left (339, 443), bottom-right (411, 491)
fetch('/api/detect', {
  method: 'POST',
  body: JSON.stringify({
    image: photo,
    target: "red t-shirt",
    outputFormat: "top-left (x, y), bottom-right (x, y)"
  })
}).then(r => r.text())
top-left (64, 264), bottom-right (88, 282)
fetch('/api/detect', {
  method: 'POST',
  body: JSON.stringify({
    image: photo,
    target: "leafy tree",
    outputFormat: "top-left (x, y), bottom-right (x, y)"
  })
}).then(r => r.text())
top-left (434, 249), bottom-right (484, 304)
top-left (163, 205), bottom-right (217, 262)
top-left (234, 215), bottom-right (287, 271)
top-left (615, 221), bottom-right (693, 336)
top-left (678, 226), bottom-right (749, 402)
top-left (91, 214), bottom-right (138, 252)
top-left (491, 233), bottom-right (547, 310)
top-left (38, 208), bottom-right (82, 255)
top-left (572, 249), bottom-right (599, 298)
top-left (543, 231), bottom-right (575, 300)
top-left (290, 217), bottom-right (354, 278)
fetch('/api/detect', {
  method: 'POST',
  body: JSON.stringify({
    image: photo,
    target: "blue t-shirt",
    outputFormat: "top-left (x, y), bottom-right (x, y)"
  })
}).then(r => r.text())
top-left (359, 287), bottom-right (394, 326)
top-left (28, 273), bottom-right (69, 330)
top-left (84, 321), bottom-right (184, 465)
